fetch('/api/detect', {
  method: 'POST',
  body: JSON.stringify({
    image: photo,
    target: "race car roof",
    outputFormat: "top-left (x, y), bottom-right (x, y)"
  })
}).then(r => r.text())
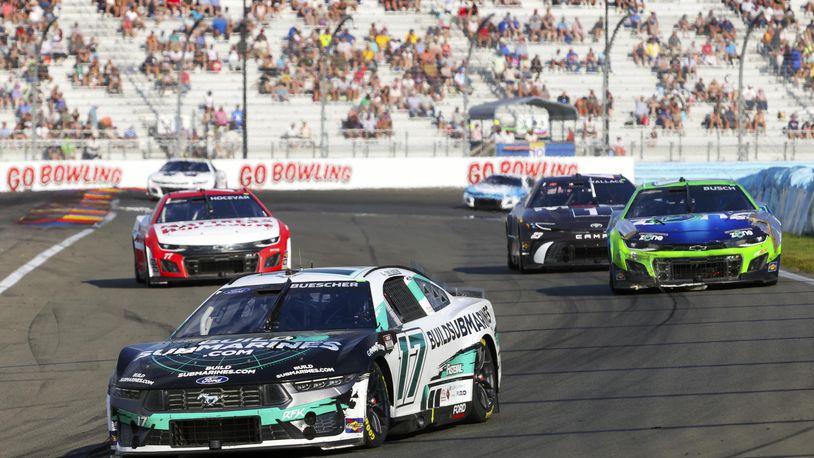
top-left (642, 178), bottom-right (739, 189)
top-left (163, 188), bottom-right (251, 199)
top-left (539, 174), bottom-right (627, 182)
top-left (228, 267), bottom-right (374, 288)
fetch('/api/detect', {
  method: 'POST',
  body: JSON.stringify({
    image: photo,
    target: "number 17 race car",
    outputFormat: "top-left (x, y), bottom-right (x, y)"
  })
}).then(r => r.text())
top-left (132, 189), bottom-right (291, 286)
top-left (107, 266), bottom-right (500, 454)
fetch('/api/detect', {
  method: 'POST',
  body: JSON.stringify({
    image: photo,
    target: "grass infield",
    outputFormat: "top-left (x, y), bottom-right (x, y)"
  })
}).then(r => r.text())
top-left (781, 233), bottom-right (814, 274)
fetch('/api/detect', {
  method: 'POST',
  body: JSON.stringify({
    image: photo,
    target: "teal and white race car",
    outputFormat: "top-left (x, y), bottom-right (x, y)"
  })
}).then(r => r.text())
top-left (608, 179), bottom-right (782, 292)
top-left (107, 267), bottom-right (500, 454)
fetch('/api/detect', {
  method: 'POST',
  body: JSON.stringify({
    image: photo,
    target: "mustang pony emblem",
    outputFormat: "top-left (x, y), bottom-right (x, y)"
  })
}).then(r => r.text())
top-left (197, 392), bottom-right (222, 407)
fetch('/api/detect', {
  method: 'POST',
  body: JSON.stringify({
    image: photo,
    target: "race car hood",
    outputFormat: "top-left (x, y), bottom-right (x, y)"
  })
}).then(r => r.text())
top-left (524, 205), bottom-right (621, 229)
top-left (149, 171), bottom-right (214, 185)
top-left (466, 183), bottom-right (523, 198)
top-left (114, 330), bottom-right (378, 389)
top-left (154, 217), bottom-right (281, 245)
top-left (624, 211), bottom-right (768, 244)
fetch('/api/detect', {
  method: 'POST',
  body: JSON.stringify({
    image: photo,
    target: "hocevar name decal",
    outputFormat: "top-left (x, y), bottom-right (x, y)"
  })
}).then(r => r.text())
top-left (7, 163), bottom-right (123, 191)
top-left (467, 159), bottom-right (578, 185)
top-left (427, 305), bottom-right (493, 350)
top-left (239, 161), bottom-right (353, 187)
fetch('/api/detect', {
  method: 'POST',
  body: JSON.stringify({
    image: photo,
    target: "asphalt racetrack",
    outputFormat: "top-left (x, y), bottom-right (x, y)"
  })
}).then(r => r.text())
top-left (1, 189), bottom-right (814, 458)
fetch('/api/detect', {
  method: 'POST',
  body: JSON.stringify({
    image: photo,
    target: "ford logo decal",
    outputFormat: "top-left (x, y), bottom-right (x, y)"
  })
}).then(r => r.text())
top-left (196, 376), bottom-right (229, 385)
top-left (688, 245), bottom-right (707, 251)
top-left (590, 223), bottom-right (603, 228)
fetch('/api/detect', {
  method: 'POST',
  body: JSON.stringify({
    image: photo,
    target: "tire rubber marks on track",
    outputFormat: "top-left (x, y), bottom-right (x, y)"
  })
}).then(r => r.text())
top-left (0, 209), bottom-right (117, 296)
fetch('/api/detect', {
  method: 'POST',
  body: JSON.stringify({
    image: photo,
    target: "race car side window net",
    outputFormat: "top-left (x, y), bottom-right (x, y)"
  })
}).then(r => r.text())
top-left (383, 277), bottom-right (427, 322)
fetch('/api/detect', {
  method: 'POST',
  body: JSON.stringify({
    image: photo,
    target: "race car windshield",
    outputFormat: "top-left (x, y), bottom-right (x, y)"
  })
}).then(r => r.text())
top-left (159, 161), bottom-right (210, 173)
top-left (530, 180), bottom-right (634, 207)
top-left (159, 194), bottom-right (269, 223)
top-left (626, 185), bottom-right (755, 217)
top-left (172, 283), bottom-right (375, 337)
top-left (483, 175), bottom-right (522, 187)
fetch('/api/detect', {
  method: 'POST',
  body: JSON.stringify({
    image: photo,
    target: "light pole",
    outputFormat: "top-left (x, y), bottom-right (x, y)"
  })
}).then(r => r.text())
top-left (319, 15), bottom-right (353, 158)
top-left (175, 16), bottom-right (204, 158)
top-left (462, 13), bottom-right (494, 157)
top-left (737, 13), bottom-right (766, 162)
top-left (241, 0), bottom-right (248, 159)
top-left (601, 7), bottom-right (629, 154)
top-left (31, 16), bottom-right (58, 160)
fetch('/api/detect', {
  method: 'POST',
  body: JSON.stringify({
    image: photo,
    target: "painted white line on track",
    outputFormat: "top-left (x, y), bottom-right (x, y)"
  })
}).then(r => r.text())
top-left (0, 210), bottom-right (118, 296)
top-left (780, 270), bottom-right (814, 287)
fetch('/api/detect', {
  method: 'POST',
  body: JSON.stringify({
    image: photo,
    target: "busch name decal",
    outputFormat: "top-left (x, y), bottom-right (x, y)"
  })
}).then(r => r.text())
top-left (427, 306), bottom-right (492, 350)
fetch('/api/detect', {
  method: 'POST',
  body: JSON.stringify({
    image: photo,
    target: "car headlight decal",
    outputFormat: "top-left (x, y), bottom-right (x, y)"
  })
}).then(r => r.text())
top-left (292, 374), bottom-right (358, 392)
top-left (255, 237), bottom-right (280, 247)
top-left (158, 243), bottom-right (186, 252)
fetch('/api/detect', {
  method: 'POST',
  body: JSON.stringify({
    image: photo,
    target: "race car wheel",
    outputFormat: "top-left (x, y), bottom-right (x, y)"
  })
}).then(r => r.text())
top-left (133, 244), bottom-right (145, 284)
top-left (364, 364), bottom-right (390, 448)
top-left (609, 264), bottom-right (629, 295)
top-left (506, 239), bottom-right (517, 270)
top-left (469, 339), bottom-right (497, 423)
top-left (143, 249), bottom-right (156, 288)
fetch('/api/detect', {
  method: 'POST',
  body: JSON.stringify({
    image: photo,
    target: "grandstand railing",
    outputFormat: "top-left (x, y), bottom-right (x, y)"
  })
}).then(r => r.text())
top-left (0, 139), bottom-right (141, 161)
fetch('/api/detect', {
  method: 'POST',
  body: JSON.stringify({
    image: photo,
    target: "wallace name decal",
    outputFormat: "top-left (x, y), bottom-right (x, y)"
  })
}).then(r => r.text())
top-left (426, 306), bottom-right (493, 350)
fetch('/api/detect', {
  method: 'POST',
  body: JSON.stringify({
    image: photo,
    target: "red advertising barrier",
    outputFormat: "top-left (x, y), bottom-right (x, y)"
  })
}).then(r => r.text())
top-left (466, 159), bottom-right (579, 185)
top-left (6, 163), bottom-right (123, 192)
top-left (238, 162), bottom-right (353, 187)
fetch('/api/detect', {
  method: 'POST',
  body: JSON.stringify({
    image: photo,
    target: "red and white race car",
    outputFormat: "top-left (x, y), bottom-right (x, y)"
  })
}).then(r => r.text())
top-left (131, 189), bottom-right (291, 286)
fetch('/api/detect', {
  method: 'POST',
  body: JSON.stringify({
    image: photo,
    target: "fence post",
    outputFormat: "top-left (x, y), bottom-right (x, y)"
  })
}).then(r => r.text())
top-left (669, 141), bottom-right (674, 161)
top-left (716, 129), bottom-right (721, 161)
top-left (629, 141), bottom-right (635, 159)
top-left (754, 130), bottom-right (758, 161)
top-left (706, 141), bottom-right (711, 162)
top-left (404, 131), bottom-right (409, 157)
top-left (678, 134), bottom-right (682, 161)
top-left (792, 138), bottom-right (796, 160)
top-left (745, 142), bottom-right (750, 161)
top-left (783, 141), bottom-right (788, 161)
top-left (639, 130), bottom-right (644, 159)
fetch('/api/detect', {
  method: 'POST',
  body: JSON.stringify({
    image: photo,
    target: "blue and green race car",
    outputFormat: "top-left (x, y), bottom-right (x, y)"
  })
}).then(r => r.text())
top-left (608, 179), bottom-right (782, 292)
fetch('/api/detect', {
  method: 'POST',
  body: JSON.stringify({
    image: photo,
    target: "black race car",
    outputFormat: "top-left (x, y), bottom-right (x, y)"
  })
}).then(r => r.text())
top-left (506, 174), bottom-right (636, 271)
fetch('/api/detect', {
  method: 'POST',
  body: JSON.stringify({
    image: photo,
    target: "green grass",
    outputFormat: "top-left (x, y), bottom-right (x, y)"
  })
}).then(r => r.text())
top-left (782, 233), bottom-right (814, 274)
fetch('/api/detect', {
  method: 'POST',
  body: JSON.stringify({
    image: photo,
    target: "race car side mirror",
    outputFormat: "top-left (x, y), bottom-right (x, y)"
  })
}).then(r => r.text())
top-left (616, 219), bottom-right (638, 240)
top-left (756, 201), bottom-right (772, 214)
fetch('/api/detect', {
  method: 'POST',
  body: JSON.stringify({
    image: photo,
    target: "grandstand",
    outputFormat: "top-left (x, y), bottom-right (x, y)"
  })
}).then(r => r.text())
top-left (0, 0), bottom-right (811, 161)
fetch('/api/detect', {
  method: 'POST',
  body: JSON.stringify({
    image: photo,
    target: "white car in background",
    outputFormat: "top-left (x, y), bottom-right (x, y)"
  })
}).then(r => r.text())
top-left (147, 159), bottom-right (227, 199)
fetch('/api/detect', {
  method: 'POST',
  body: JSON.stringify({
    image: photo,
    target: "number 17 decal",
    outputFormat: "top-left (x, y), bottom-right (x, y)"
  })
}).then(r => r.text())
top-left (396, 329), bottom-right (426, 407)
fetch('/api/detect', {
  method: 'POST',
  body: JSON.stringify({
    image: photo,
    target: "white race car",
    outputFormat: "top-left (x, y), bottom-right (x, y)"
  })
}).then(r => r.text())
top-left (132, 189), bottom-right (292, 286)
top-left (107, 266), bottom-right (500, 453)
top-left (147, 159), bottom-right (227, 199)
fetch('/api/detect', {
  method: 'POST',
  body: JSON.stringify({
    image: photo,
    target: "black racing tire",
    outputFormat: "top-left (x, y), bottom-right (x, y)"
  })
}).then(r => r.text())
top-left (609, 264), bottom-right (628, 295)
top-left (507, 239), bottom-right (517, 270)
top-left (133, 243), bottom-right (145, 284)
top-left (363, 364), bottom-right (390, 448)
top-left (469, 339), bottom-right (498, 423)
top-left (518, 252), bottom-right (529, 273)
top-left (143, 249), bottom-right (156, 288)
